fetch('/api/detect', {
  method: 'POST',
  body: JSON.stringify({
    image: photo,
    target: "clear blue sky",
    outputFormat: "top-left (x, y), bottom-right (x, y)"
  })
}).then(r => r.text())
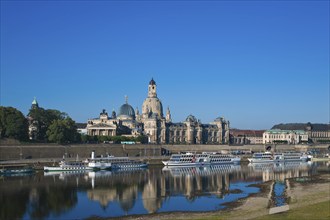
top-left (1, 0), bottom-right (329, 129)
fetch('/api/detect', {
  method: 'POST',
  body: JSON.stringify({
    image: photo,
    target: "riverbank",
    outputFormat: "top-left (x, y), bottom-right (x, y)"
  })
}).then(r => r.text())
top-left (1, 143), bottom-right (329, 161)
top-left (96, 172), bottom-right (330, 220)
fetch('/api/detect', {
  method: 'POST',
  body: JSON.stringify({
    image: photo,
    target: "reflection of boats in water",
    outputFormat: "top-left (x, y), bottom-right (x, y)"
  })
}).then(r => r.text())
top-left (0, 164), bottom-right (34, 176)
top-left (162, 164), bottom-right (241, 176)
top-left (162, 152), bottom-right (241, 167)
top-left (43, 170), bottom-right (87, 181)
top-left (43, 170), bottom-right (87, 177)
top-left (248, 151), bottom-right (311, 163)
top-left (86, 170), bottom-right (112, 179)
top-left (248, 161), bottom-right (313, 172)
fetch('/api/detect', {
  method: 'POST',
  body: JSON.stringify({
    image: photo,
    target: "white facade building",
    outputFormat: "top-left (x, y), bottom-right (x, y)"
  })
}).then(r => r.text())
top-left (263, 129), bottom-right (308, 144)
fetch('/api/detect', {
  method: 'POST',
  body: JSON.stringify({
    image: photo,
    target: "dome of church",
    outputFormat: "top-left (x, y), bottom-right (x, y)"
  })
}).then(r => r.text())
top-left (118, 103), bottom-right (135, 119)
top-left (142, 97), bottom-right (163, 118)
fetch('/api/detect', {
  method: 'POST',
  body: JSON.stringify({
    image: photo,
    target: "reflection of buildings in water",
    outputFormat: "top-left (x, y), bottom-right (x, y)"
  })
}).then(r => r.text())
top-left (86, 171), bottom-right (140, 211)
top-left (42, 163), bottom-right (316, 215)
top-left (118, 186), bottom-right (138, 212)
top-left (248, 162), bottom-right (313, 182)
top-left (86, 171), bottom-right (112, 188)
top-left (162, 164), bottom-right (241, 177)
top-left (87, 188), bottom-right (117, 208)
top-left (29, 188), bottom-right (38, 204)
top-left (161, 165), bottom-right (242, 200)
top-left (142, 180), bottom-right (163, 213)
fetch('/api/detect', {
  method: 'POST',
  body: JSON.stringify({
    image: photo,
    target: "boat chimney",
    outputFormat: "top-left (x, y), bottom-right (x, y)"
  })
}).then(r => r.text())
top-left (91, 151), bottom-right (95, 159)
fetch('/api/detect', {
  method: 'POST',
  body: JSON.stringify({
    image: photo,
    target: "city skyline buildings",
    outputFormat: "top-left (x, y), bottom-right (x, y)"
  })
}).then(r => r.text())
top-left (1, 1), bottom-right (329, 130)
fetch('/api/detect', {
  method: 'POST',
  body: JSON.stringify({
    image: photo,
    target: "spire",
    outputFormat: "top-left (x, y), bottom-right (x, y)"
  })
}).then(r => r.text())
top-left (32, 97), bottom-right (38, 105)
top-left (111, 108), bottom-right (116, 119)
top-left (149, 78), bottom-right (156, 85)
top-left (166, 106), bottom-right (172, 122)
top-left (125, 95), bottom-right (128, 104)
top-left (31, 97), bottom-right (39, 109)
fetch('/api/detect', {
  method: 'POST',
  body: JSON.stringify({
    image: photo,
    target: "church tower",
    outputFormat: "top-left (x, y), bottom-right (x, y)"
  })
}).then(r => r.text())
top-left (148, 78), bottom-right (157, 98)
top-left (142, 78), bottom-right (164, 119)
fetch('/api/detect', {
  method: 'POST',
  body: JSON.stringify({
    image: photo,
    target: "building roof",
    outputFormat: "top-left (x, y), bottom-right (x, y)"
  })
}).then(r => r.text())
top-left (230, 129), bottom-right (265, 137)
top-left (89, 123), bottom-right (116, 128)
top-left (272, 123), bottom-right (329, 131)
top-left (76, 123), bottom-right (87, 129)
top-left (118, 103), bottom-right (135, 119)
top-left (265, 129), bottom-right (307, 134)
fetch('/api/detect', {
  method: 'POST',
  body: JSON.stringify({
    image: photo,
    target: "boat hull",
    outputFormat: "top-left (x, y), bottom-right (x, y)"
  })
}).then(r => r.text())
top-left (0, 168), bottom-right (34, 175)
top-left (44, 166), bottom-right (92, 172)
top-left (248, 157), bottom-right (309, 163)
top-left (112, 163), bottom-right (148, 169)
top-left (162, 159), bottom-right (240, 167)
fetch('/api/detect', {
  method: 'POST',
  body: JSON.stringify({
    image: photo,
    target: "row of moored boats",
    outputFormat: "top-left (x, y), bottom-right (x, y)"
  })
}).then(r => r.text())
top-left (43, 151), bottom-right (148, 172)
top-left (161, 151), bottom-right (312, 167)
top-left (1, 150), bottom-right (313, 175)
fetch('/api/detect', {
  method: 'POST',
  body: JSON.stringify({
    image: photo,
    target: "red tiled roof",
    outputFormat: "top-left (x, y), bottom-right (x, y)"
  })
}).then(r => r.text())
top-left (230, 129), bottom-right (265, 137)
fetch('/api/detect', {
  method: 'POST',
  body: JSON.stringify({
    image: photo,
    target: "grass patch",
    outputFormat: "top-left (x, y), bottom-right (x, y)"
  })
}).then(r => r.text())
top-left (252, 200), bottom-right (330, 220)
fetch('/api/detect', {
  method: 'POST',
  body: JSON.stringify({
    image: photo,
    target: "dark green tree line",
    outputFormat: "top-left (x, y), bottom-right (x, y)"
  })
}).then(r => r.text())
top-left (0, 106), bottom-right (29, 141)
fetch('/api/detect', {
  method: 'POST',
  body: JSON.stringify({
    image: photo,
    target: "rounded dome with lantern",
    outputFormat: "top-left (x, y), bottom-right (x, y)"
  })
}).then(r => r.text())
top-left (117, 96), bottom-right (135, 120)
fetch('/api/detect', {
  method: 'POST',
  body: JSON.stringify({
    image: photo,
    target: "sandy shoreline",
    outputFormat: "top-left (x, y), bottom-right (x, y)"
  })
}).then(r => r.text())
top-left (92, 173), bottom-right (330, 220)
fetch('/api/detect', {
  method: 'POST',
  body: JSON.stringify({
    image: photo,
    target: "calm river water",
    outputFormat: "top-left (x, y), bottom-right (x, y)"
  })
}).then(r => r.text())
top-left (0, 162), bottom-right (327, 219)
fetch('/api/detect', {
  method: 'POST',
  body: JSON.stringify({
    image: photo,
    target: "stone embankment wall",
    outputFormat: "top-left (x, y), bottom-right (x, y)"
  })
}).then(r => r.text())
top-left (0, 143), bottom-right (327, 161)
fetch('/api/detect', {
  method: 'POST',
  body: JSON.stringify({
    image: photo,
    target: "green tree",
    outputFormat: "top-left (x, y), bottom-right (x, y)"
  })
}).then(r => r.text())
top-left (135, 135), bottom-right (148, 144)
top-left (0, 106), bottom-right (29, 141)
top-left (46, 117), bottom-right (80, 144)
top-left (28, 107), bottom-right (66, 141)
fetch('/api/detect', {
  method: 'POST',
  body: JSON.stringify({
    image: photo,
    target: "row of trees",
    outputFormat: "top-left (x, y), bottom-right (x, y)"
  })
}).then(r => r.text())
top-left (0, 106), bottom-right (80, 144)
top-left (0, 106), bottom-right (148, 145)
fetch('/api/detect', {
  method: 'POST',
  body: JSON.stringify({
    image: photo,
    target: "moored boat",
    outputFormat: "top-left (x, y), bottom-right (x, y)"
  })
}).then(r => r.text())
top-left (247, 151), bottom-right (274, 163)
top-left (0, 164), bottom-right (34, 176)
top-left (111, 160), bottom-right (148, 169)
top-left (85, 151), bottom-right (147, 170)
top-left (248, 151), bottom-right (311, 163)
top-left (162, 152), bottom-right (241, 167)
top-left (44, 160), bottom-right (92, 172)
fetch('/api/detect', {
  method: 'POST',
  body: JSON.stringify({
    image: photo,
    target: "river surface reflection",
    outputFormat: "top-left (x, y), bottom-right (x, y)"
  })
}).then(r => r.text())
top-left (0, 161), bottom-right (326, 219)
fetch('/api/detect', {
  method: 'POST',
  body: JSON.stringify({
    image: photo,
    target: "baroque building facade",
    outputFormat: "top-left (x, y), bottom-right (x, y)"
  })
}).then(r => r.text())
top-left (87, 79), bottom-right (230, 144)
top-left (263, 129), bottom-right (308, 144)
top-left (272, 123), bottom-right (330, 144)
top-left (230, 129), bottom-right (264, 145)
